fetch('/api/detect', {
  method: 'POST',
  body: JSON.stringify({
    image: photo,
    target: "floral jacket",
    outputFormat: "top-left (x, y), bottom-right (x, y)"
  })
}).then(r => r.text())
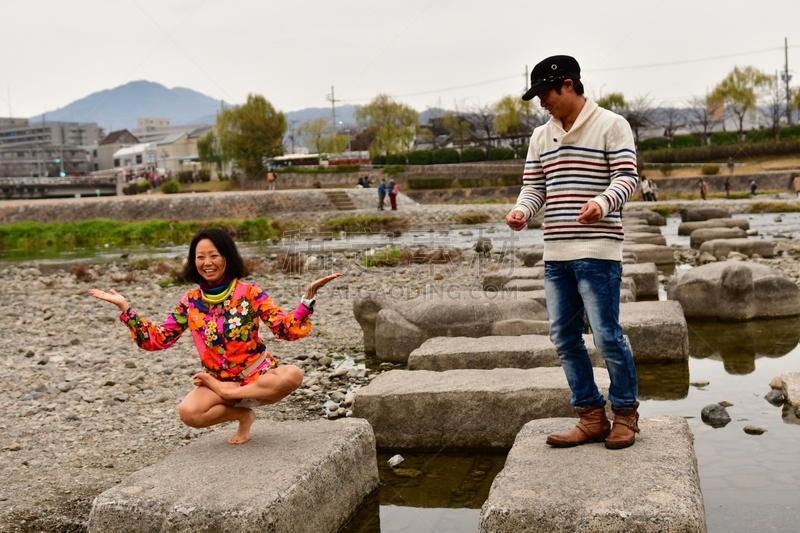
top-left (120, 280), bottom-right (312, 382)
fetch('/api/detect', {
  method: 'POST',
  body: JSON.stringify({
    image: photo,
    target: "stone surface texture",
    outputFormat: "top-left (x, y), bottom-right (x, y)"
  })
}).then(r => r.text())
top-left (689, 227), bottom-right (748, 249)
top-left (483, 266), bottom-right (544, 291)
top-left (622, 243), bottom-right (676, 265)
top-left (625, 232), bottom-right (667, 246)
top-left (352, 368), bottom-right (609, 450)
top-left (680, 207), bottom-right (731, 222)
top-left (479, 416), bottom-right (706, 533)
top-left (678, 218), bottom-right (750, 236)
top-left (88, 419), bottom-right (379, 533)
top-left (780, 371), bottom-right (800, 405)
top-left (622, 209), bottom-right (667, 226)
top-left (407, 334), bottom-right (605, 371)
top-left (621, 262), bottom-right (660, 298)
top-left (698, 238), bottom-right (775, 259)
top-left (668, 261), bottom-right (800, 319)
top-left (619, 300), bottom-right (689, 361)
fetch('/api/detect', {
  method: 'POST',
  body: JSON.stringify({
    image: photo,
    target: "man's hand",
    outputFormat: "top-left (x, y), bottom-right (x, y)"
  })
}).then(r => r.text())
top-left (576, 201), bottom-right (603, 225)
top-left (506, 209), bottom-right (528, 231)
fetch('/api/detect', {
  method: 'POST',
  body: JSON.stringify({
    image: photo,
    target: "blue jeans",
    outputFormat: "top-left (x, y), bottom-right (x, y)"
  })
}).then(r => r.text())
top-left (544, 259), bottom-right (638, 409)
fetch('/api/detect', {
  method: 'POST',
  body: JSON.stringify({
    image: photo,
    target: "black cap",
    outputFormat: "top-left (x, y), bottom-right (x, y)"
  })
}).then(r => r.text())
top-left (522, 55), bottom-right (581, 101)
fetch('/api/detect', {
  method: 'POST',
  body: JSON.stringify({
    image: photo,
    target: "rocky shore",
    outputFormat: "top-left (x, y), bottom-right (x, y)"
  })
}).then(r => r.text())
top-left (3, 197), bottom-right (800, 532)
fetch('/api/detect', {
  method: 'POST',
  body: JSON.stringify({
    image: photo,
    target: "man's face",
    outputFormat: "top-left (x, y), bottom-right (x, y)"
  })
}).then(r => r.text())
top-left (537, 85), bottom-right (568, 119)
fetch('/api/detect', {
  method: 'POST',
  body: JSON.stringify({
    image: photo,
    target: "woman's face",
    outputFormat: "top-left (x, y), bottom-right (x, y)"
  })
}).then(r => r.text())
top-left (195, 238), bottom-right (227, 285)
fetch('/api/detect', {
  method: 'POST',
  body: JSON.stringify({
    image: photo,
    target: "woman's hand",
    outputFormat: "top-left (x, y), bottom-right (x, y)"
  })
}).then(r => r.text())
top-left (88, 288), bottom-right (129, 313)
top-left (303, 272), bottom-right (343, 299)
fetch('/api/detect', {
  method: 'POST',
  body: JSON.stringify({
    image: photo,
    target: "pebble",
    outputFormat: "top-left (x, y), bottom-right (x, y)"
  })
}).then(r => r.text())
top-left (743, 425), bottom-right (767, 435)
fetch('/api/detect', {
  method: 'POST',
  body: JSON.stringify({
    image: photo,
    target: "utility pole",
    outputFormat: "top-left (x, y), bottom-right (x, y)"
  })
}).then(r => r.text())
top-left (782, 37), bottom-right (793, 125)
top-left (326, 86), bottom-right (340, 138)
top-left (524, 65), bottom-right (529, 92)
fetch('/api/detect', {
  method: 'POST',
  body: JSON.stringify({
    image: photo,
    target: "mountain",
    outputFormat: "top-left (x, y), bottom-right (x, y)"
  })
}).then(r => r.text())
top-left (30, 80), bottom-right (229, 132)
top-left (284, 105), bottom-right (359, 128)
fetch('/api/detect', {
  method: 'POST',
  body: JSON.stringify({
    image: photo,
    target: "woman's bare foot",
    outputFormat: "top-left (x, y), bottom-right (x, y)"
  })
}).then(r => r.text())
top-left (193, 373), bottom-right (239, 401)
top-left (229, 409), bottom-right (256, 444)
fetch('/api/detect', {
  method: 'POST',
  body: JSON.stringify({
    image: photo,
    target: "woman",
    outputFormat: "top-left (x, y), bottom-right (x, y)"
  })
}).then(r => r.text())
top-left (89, 228), bottom-right (341, 444)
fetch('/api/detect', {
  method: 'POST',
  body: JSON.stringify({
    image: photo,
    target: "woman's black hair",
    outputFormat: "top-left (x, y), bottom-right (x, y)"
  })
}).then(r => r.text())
top-left (181, 228), bottom-right (249, 283)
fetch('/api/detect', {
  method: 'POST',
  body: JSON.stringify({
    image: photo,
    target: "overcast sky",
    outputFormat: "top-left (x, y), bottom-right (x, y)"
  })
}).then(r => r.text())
top-left (2, 0), bottom-right (799, 121)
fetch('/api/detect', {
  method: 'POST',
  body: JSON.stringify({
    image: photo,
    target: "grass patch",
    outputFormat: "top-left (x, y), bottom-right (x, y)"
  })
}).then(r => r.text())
top-left (324, 215), bottom-right (408, 233)
top-left (749, 201), bottom-right (800, 213)
top-left (0, 218), bottom-right (281, 253)
top-left (360, 248), bottom-right (402, 267)
top-left (452, 211), bottom-right (491, 224)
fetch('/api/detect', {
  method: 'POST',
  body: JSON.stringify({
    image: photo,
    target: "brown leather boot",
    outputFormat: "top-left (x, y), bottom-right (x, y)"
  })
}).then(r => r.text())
top-left (605, 402), bottom-right (640, 449)
top-left (546, 405), bottom-right (610, 447)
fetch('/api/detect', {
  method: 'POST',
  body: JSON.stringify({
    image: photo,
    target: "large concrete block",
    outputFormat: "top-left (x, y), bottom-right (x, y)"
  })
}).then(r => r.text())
top-left (624, 232), bottom-right (667, 246)
top-left (680, 206), bottom-right (730, 222)
top-left (622, 209), bottom-right (667, 226)
top-left (88, 419), bottom-right (379, 533)
top-left (623, 243), bottom-right (676, 265)
top-left (620, 300), bottom-right (689, 362)
top-left (689, 227), bottom-right (748, 249)
top-left (698, 237), bottom-right (775, 259)
top-left (352, 368), bottom-right (609, 451)
top-left (480, 417), bottom-right (706, 533)
top-left (622, 224), bottom-right (663, 235)
top-left (622, 262), bottom-right (659, 298)
top-left (407, 334), bottom-right (605, 371)
top-left (484, 266), bottom-right (544, 291)
top-left (678, 217), bottom-right (749, 236)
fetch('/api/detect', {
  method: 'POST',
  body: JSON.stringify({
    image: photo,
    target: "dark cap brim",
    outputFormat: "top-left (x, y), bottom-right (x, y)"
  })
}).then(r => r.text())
top-left (521, 80), bottom-right (563, 101)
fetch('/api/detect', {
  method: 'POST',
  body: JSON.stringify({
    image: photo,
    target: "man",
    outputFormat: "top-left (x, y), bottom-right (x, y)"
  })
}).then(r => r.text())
top-left (377, 178), bottom-right (387, 210)
top-left (506, 55), bottom-right (640, 449)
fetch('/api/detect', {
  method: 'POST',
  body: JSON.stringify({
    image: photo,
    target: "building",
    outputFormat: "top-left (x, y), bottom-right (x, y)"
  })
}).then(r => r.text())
top-left (111, 126), bottom-right (213, 176)
top-left (90, 129), bottom-right (140, 172)
top-left (137, 117), bottom-right (170, 132)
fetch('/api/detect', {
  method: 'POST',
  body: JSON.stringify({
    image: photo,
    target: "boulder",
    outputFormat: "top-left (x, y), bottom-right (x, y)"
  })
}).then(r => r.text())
top-left (353, 290), bottom-right (548, 362)
top-left (780, 371), bottom-right (800, 405)
top-left (619, 300), bottom-right (689, 362)
top-left (87, 419), bottom-right (378, 533)
top-left (698, 238), bottom-right (775, 259)
top-left (668, 261), bottom-right (800, 320)
top-left (622, 243), bottom-right (676, 265)
top-left (407, 334), bottom-right (605, 371)
top-left (624, 232), bottom-right (667, 246)
top-left (483, 266), bottom-right (543, 291)
top-left (678, 217), bottom-right (750, 236)
top-left (680, 207), bottom-right (731, 222)
top-left (622, 209), bottom-right (667, 226)
top-left (352, 368), bottom-right (609, 450)
top-left (689, 227), bottom-right (748, 249)
top-left (621, 262), bottom-right (659, 298)
top-left (522, 247), bottom-right (544, 267)
top-left (479, 417), bottom-right (706, 533)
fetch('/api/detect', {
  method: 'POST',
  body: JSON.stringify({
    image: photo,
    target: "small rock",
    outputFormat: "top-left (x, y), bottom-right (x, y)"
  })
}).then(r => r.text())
top-left (690, 380), bottom-right (710, 388)
top-left (718, 401), bottom-right (734, 407)
top-left (701, 404), bottom-right (731, 427)
top-left (392, 468), bottom-right (423, 478)
top-left (330, 367), bottom-right (348, 378)
top-left (743, 425), bottom-right (767, 435)
top-left (769, 375), bottom-right (784, 390)
top-left (379, 362), bottom-right (395, 371)
top-left (37, 355), bottom-right (50, 366)
top-left (764, 390), bottom-right (785, 406)
top-left (318, 356), bottom-right (333, 367)
top-left (56, 382), bottom-right (73, 393)
top-left (388, 454), bottom-right (405, 468)
top-left (125, 361), bottom-right (137, 369)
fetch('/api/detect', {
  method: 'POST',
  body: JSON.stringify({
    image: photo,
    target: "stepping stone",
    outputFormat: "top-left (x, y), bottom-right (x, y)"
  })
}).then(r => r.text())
top-left (623, 209), bottom-right (667, 226)
top-left (623, 224), bottom-right (663, 234)
top-left (479, 417), bottom-right (706, 533)
top-left (622, 262), bottom-right (659, 298)
top-left (501, 276), bottom-right (637, 299)
top-left (623, 243), bottom-right (675, 265)
top-left (619, 300), bottom-right (688, 362)
top-left (352, 368), bottom-right (609, 450)
top-left (87, 419), bottom-right (378, 533)
top-left (624, 232), bottom-right (667, 246)
top-left (484, 266), bottom-right (543, 291)
top-left (698, 237), bottom-right (775, 259)
top-left (515, 288), bottom-right (635, 305)
top-left (689, 227), bottom-right (748, 249)
top-left (523, 247), bottom-right (544, 267)
top-left (780, 371), bottom-right (800, 405)
top-left (681, 206), bottom-right (730, 222)
top-left (678, 217), bottom-right (749, 236)
top-left (407, 334), bottom-right (605, 371)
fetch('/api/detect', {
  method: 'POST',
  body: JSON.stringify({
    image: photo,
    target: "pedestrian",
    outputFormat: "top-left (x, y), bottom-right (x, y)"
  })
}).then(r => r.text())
top-left (89, 228), bottom-right (341, 445)
top-left (794, 176), bottom-right (800, 198)
top-left (267, 171), bottom-right (277, 191)
top-left (388, 178), bottom-right (398, 211)
top-left (377, 178), bottom-right (386, 210)
top-left (648, 178), bottom-right (658, 201)
top-left (727, 157), bottom-right (735, 174)
top-left (724, 177), bottom-right (732, 199)
top-left (640, 176), bottom-right (652, 201)
top-left (506, 55), bottom-right (640, 449)
top-left (750, 180), bottom-right (757, 198)
top-left (699, 179), bottom-right (708, 200)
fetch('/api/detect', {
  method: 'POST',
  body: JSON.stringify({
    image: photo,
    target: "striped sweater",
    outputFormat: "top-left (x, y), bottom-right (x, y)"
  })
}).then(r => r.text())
top-left (513, 98), bottom-right (638, 262)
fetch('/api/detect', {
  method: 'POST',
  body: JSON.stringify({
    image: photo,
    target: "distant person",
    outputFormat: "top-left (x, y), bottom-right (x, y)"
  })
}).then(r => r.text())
top-left (794, 176), bottom-right (800, 198)
top-left (699, 179), bottom-right (708, 200)
top-left (362, 176), bottom-right (371, 188)
top-left (388, 178), bottom-right (398, 210)
top-left (724, 177), bottom-right (732, 199)
top-left (648, 178), bottom-right (658, 201)
top-left (750, 180), bottom-right (757, 198)
top-left (640, 177), bottom-right (652, 201)
top-left (377, 178), bottom-right (387, 210)
top-left (267, 171), bottom-right (277, 191)
top-left (727, 157), bottom-right (735, 174)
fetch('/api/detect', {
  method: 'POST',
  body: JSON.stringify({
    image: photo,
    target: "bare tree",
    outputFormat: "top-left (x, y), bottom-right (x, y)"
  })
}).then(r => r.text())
top-left (654, 107), bottom-right (687, 147)
top-left (467, 102), bottom-right (497, 156)
top-left (686, 96), bottom-right (723, 145)
top-left (622, 95), bottom-right (656, 147)
top-left (760, 75), bottom-right (785, 139)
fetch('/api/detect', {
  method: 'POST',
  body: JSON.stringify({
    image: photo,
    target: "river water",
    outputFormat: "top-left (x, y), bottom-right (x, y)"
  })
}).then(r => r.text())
top-left (4, 213), bottom-right (800, 532)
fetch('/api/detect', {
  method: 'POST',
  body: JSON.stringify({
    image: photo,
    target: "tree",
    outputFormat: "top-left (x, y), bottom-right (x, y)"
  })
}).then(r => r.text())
top-left (217, 94), bottom-right (286, 180)
top-left (596, 92), bottom-right (627, 114)
top-left (468, 102), bottom-right (497, 155)
top-left (760, 75), bottom-right (785, 138)
top-left (686, 96), bottom-right (723, 145)
top-left (711, 66), bottom-right (772, 138)
top-left (622, 95), bottom-right (655, 147)
top-left (297, 117), bottom-right (330, 154)
top-left (655, 107), bottom-right (687, 147)
top-left (355, 94), bottom-right (418, 157)
top-left (196, 130), bottom-right (226, 176)
top-left (493, 95), bottom-right (539, 147)
top-left (442, 109), bottom-right (472, 151)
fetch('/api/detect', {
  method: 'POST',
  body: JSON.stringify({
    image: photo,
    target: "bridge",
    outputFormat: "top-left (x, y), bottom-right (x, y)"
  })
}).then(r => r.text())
top-left (0, 176), bottom-right (120, 199)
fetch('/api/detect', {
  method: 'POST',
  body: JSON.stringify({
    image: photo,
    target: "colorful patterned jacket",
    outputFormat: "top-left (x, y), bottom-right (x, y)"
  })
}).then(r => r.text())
top-left (120, 280), bottom-right (312, 382)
